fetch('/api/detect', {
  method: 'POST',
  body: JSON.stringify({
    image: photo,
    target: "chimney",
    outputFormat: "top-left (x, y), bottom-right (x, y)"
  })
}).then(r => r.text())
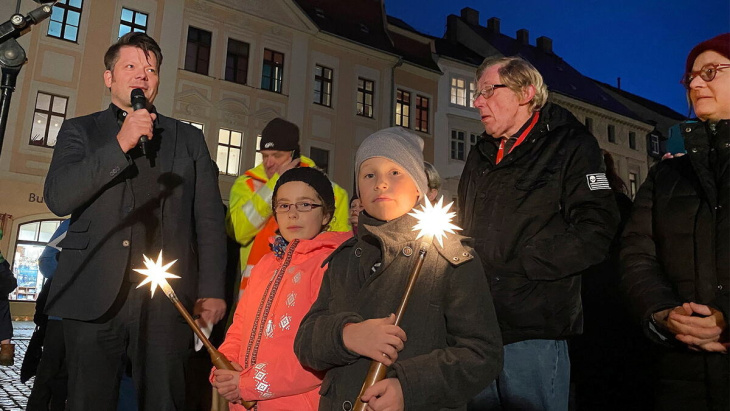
top-left (461, 7), bottom-right (479, 26)
top-left (487, 17), bottom-right (500, 34)
top-left (517, 29), bottom-right (529, 45)
top-left (446, 14), bottom-right (458, 43)
top-left (537, 36), bottom-right (553, 54)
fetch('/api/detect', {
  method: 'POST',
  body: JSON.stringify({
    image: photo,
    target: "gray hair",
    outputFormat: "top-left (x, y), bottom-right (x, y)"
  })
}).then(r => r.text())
top-left (424, 162), bottom-right (441, 191)
top-left (475, 56), bottom-right (548, 112)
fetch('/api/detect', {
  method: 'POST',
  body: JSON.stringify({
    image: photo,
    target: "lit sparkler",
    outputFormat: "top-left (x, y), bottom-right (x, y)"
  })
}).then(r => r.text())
top-left (135, 252), bottom-right (256, 409)
top-left (353, 197), bottom-right (461, 411)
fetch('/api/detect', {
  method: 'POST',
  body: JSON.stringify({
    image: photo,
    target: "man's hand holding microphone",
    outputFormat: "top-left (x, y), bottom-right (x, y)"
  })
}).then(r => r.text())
top-left (117, 88), bottom-right (156, 154)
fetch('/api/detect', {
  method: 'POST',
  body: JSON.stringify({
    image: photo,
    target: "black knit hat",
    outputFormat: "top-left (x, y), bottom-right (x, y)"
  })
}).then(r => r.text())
top-left (272, 167), bottom-right (335, 213)
top-left (259, 118), bottom-right (300, 152)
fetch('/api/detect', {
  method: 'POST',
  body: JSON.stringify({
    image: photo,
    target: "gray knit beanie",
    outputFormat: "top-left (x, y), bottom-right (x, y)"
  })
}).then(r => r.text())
top-left (355, 127), bottom-right (428, 198)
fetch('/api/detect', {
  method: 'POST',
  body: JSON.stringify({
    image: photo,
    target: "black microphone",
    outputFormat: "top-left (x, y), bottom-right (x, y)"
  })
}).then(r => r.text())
top-left (130, 88), bottom-right (148, 156)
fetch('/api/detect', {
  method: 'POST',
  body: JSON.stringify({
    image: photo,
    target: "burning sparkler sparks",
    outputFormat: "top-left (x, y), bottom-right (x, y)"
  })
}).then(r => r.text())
top-left (408, 196), bottom-right (461, 247)
top-left (134, 251), bottom-right (180, 298)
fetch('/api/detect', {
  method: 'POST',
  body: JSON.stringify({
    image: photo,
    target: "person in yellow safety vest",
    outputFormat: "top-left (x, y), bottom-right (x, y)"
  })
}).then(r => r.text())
top-left (226, 118), bottom-right (351, 299)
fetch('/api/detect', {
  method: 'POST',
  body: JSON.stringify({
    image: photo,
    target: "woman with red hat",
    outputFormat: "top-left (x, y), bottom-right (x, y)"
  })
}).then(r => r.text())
top-left (621, 33), bottom-right (729, 411)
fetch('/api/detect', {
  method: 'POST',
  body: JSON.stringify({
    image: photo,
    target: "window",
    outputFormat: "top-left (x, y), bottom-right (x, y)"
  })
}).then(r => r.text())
top-left (310, 147), bottom-right (330, 175)
top-left (451, 130), bottom-right (465, 160)
top-left (313, 65), bottom-right (333, 107)
top-left (118, 8), bottom-right (147, 37)
top-left (357, 78), bottom-right (374, 118)
top-left (650, 133), bottom-right (660, 155)
top-left (47, 0), bottom-right (83, 42)
top-left (225, 39), bottom-right (250, 85)
top-left (395, 89), bottom-right (410, 128)
top-left (629, 172), bottom-right (638, 199)
top-left (415, 95), bottom-right (429, 133)
top-left (261, 49), bottom-right (284, 93)
top-left (629, 132), bottom-right (636, 150)
top-left (185, 27), bottom-right (211, 75)
top-left (9, 220), bottom-right (63, 301)
top-left (180, 120), bottom-right (204, 131)
top-left (470, 133), bottom-right (480, 153)
top-left (585, 117), bottom-right (593, 133)
top-left (216, 129), bottom-right (242, 176)
top-left (30, 92), bottom-right (68, 148)
top-left (450, 77), bottom-right (476, 107)
top-left (608, 124), bottom-right (616, 143)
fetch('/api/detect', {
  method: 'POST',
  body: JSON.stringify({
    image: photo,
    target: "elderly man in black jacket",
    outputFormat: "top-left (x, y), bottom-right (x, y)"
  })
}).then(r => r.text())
top-left (459, 56), bottom-right (618, 410)
top-left (44, 32), bottom-right (227, 410)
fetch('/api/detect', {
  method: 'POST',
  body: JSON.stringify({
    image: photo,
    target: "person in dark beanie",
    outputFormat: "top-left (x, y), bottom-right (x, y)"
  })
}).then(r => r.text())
top-left (226, 117), bottom-right (350, 301)
top-left (212, 167), bottom-right (351, 410)
top-left (620, 33), bottom-right (730, 411)
top-left (295, 127), bottom-right (502, 411)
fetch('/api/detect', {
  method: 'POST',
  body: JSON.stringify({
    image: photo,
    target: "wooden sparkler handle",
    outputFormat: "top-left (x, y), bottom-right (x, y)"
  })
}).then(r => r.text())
top-left (170, 297), bottom-right (257, 409)
top-left (352, 247), bottom-right (428, 411)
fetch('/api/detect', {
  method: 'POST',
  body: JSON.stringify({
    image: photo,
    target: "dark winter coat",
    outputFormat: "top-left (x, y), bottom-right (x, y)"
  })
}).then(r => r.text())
top-left (0, 260), bottom-right (17, 300)
top-left (458, 102), bottom-right (619, 344)
top-left (294, 212), bottom-right (503, 411)
top-left (620, 119), bottom-right (729, 411)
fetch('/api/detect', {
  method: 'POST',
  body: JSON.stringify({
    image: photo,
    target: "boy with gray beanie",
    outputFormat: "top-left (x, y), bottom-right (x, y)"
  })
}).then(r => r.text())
top-left (295, 128), bottom-right (502, 411)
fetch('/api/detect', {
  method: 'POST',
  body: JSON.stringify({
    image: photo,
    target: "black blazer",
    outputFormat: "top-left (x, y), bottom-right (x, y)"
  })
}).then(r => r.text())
top-left (43, 106), bottom-right (226, 321)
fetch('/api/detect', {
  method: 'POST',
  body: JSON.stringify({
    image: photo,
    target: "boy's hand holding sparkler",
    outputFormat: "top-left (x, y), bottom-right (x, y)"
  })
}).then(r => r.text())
top-left (343, 314), bottom-right (407, 366)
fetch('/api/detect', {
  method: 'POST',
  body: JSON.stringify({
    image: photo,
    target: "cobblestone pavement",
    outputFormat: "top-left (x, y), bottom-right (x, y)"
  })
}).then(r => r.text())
top-left (0, 322), bottom-right (35, 411)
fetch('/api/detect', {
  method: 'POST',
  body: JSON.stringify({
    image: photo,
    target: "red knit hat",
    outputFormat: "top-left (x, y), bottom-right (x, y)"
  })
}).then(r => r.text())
top-left (685, 33), bottom-right (730, 74)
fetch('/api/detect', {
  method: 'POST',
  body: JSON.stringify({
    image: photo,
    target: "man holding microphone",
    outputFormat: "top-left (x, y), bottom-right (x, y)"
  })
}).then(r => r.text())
top-left (44, 32), bottom-right (227, 410)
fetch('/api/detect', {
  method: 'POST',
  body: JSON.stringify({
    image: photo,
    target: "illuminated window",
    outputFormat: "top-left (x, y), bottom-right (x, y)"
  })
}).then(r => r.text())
top-left (395, 89), bottom-right (410, 128)
top-left (9, 220), bottom-right (63, 301)
top-left (30, 92), bottom-right (68, 148)
top-left (216, 129), bottom-right (242, 176)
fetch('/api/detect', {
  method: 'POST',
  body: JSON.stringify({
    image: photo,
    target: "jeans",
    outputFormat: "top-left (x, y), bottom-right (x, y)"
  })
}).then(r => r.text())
top-left (468, 339), bottom-right (570, 411)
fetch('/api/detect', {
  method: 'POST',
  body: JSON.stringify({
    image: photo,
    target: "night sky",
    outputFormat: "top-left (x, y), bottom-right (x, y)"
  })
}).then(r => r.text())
top-left (384, 0), bottom-right (730, 116)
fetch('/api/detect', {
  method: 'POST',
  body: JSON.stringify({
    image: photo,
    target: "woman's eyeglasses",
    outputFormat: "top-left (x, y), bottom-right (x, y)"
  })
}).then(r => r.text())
top-left (681, 63), bottom-right (730, 89)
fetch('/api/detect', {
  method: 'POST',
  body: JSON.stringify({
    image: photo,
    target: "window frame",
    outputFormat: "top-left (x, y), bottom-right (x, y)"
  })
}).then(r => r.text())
top-left (9, 219), bottom-right (63, 301)
top-left (225, 38), bottom-right (250, 85)
top-left (30, 92), bottom-right (68, 148)
top-left (309, 146), bottom-right (331, 175)
top-left (118, 7), bottom-right (148, 38)
top-left (313, 65), bottom-right (333, 107)
top-left (47, 0), bottom-right (83, 42)
top-left (450, 129), bottom-right (466, 161)
top-left (394, 89), bottom-right (411, 128)
top-left (261, 48), bottom-right (285, 93)
top-left (415, 95), bottom-right (430, 133)
top-left (215, 128), bottom-right (243, 176)
top-left (357, 77), bottom-right (375, 118)
top-left (607, 124), bottom-right (616, 143)
top-left (184, 26), bottom-right (212, 75)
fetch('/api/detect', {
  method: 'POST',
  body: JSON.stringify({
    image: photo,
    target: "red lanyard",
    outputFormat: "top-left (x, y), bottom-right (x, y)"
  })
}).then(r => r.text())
top-left (495, 112), bottom-right (540, 164)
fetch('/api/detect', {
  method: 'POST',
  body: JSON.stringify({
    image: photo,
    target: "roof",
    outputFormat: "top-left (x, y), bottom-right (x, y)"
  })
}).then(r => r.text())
top-left (592, 79), bottom-right (686, 121)
top-left (294, 0), bottom-right (396, 54)
top-left (434, 38), bottom-right (484, 66)
top-left (387, 26), bottom-right (440, 71)
top-left (458, 19), bottom-right (643, 122)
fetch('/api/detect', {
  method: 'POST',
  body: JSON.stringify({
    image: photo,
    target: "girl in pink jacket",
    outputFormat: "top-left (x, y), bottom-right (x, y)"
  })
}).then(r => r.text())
top-left (212, 167), bottom-right (350, 410)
